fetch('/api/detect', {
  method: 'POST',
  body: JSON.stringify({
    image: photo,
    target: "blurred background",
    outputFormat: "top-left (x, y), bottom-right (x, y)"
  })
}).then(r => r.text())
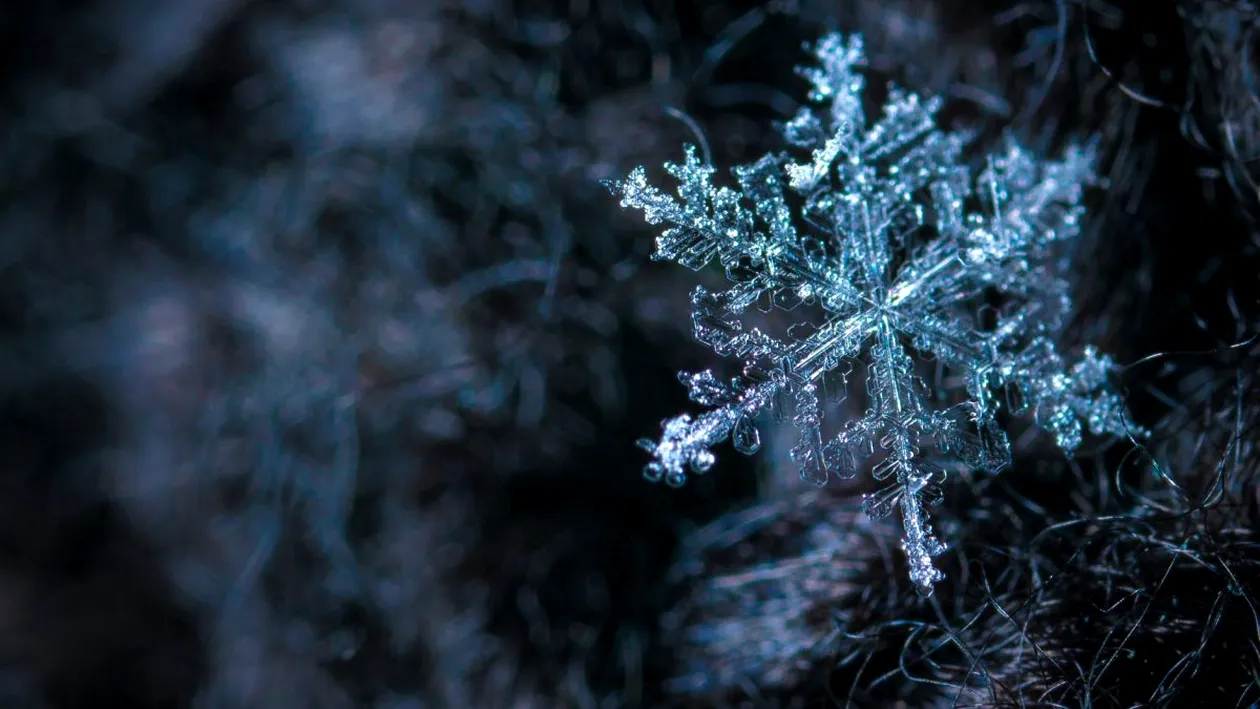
top-left (1, 0), bottom-right (1259, 707)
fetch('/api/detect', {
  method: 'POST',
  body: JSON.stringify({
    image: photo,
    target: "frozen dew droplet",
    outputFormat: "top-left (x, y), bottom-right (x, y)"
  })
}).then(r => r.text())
top-left (791, 441), bottom-right (829, 486)
top-left (643, 461), bottom-right (666, 483)
top-left (732, 415), bottom-right (761, 455)
top-left (689, 449), bottom-right (716, 475)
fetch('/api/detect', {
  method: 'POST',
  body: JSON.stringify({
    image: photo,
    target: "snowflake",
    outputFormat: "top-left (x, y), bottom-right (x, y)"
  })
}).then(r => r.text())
top-left (606, 33), bottom-right (1142, 593)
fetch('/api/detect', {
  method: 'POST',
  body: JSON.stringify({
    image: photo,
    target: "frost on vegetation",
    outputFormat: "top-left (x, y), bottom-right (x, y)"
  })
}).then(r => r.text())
top-left (606, 33), bottom-right (1144, 593)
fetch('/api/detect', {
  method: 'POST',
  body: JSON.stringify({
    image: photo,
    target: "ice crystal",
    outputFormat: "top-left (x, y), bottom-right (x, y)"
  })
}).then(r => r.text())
top-left (606, 33), bottom-right (1142, 593)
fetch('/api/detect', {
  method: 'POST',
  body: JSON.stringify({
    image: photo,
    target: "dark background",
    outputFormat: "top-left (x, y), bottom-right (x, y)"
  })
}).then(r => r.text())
top-left (0, 0), bottom-right (1257, 707)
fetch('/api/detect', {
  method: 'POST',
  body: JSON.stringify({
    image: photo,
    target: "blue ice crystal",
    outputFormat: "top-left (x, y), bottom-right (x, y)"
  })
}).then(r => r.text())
top-left (606, 33), bottom-right (1141, 593)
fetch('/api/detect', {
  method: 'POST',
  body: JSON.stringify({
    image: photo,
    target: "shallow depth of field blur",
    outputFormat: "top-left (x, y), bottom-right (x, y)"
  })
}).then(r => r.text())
top-left (2, 1), bottom-right (1260, 707)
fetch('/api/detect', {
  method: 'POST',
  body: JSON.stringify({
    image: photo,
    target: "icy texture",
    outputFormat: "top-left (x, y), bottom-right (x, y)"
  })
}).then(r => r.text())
top-left (608, 33), bottom-right (1142, 593)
